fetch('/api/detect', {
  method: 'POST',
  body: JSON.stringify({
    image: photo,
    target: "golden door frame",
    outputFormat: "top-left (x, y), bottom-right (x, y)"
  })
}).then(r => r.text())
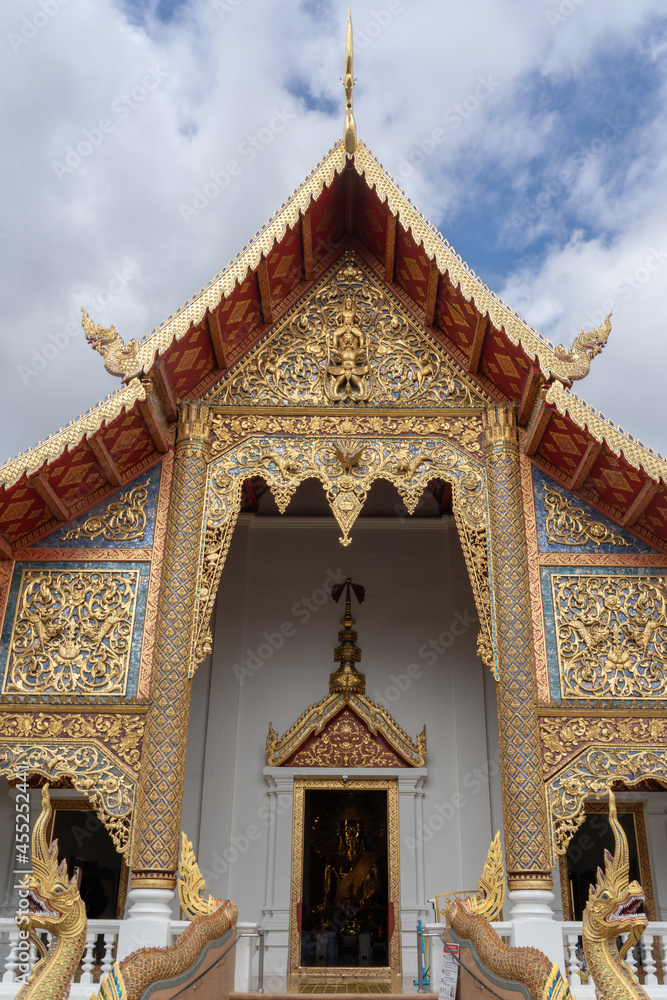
top-left (289, 777), bottom-right (401, 991)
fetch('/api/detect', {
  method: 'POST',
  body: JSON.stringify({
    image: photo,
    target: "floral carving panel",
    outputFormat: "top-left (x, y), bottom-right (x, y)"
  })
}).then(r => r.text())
top-left (2, 566), bottom-right (144, 696)
top-left (545, 570), bottom-right (667, 700)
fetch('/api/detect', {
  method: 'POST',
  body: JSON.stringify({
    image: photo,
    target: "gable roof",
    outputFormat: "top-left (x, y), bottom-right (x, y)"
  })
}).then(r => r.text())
top-left (1, 139), bottom-right (666, 554)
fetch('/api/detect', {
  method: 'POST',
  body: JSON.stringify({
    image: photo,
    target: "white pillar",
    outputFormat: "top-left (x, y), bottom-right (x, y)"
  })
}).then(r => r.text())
top-left (508, 889), bottom-right (565, 974)
top-left (398, 774), bottom-right (428, 979)
top-left (116, 888), bottom-right (175, 959)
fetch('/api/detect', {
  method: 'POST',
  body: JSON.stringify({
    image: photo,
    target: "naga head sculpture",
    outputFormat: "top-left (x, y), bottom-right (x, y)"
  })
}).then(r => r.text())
top-left (582, 789), bottom-right (647, 954)
top-left (80, 307), bottom-right (118, 356)
top-left (20, 785), bottom-right (87, 940)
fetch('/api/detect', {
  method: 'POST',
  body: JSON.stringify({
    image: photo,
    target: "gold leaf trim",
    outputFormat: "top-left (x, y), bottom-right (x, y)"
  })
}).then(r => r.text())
top-left (266, 691), bottom-right (426, 767)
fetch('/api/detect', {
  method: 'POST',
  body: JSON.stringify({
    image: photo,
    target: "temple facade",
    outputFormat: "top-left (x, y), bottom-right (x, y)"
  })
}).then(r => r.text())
top-left (1, 48), bottom-right (667, 994)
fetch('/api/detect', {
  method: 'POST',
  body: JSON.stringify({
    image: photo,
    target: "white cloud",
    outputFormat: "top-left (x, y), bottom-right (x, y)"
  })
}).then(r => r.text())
top-left (1, 0), bottom-right (666, 460)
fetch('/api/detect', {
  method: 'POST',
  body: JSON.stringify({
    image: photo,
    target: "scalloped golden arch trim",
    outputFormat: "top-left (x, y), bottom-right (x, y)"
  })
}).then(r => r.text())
top-left (545, 746), bottom-right (667, 863)
top-left (0, 742), bottom-right (136, 854)
top-left (192, 415), bottom-right (493, 678)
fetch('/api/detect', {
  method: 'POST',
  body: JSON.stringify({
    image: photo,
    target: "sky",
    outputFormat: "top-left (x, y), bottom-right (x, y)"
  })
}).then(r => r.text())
top-left (1, 0), bottom-right (666, 464)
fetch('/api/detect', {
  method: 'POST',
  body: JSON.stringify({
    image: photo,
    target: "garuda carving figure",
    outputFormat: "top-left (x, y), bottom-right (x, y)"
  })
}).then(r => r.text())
top-left (446, 791), bottom-right (650, 1000)
top-left (17, 789), bottom-right (237, 1000)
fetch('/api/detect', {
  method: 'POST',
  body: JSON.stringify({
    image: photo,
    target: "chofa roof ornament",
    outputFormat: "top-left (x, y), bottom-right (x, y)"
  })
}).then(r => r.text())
top-left (551, 311), bottom-right (612, 382)
top-left (342, 9), bottom-right (357, 155)
top-left (80, 306), bottom-right (140, 380)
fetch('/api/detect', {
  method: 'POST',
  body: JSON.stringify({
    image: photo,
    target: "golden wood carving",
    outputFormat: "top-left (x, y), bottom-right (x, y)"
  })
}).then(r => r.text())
top-left (64, 480), bottom-right (150, 543)
top-left (287, 708), bottom-right (406, 767)
top-left (81, 307), bottom-right (140, 380)
top-left (267, 696), bottom-right (426, 768)
top-left (5, 142), bottom-right (664, 497)
top-left (200, 421), bottom-right (492, 672)
top-left (209, 253), bottom-right (489, 410)
top-left (0, 711), bottom-right (144, 768)
top-left (178, 833), bottom-right (218, 918)
top-left (552, 573), bottom-right (667, 699)
top-left (484, 404), bottom-right (552, 890)
top-left (4, 569), bottom-right (140, 696)
top-left (342, 11), bottom-right (356, 154)
top-left (289, 777), bottom-right (401, 991)
top-left (540, 715), bottom-right (667, 775)
top-left (544, 490), bottom-right (631, 548)
top-left (269, 581), bottom-right (424, 766)
top-left (553, 312), bottom-right (611, 382)
top-left (545, 748), bottom-right (667, 859)
top-left (209, 412), bottom-right (484, 456)
top-left (131, 402), bottom-right (209, 888)
top-left (0, 742), bottom-right (134, 853)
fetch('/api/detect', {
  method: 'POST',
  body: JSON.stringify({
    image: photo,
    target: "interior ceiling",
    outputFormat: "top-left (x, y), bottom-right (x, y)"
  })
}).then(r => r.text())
top-left (242, 476), bottom-right (452, 519)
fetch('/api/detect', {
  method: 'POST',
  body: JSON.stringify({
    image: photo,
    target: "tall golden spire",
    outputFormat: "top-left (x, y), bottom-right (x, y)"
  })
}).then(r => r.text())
top-left (342, 9), bottom-right (357, 154)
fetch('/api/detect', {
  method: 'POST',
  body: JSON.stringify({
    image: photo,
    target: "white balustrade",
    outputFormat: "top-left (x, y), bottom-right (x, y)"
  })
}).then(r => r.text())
top-left (643, 935), bottom-right (659, 986)
top-left (2, 930), bottom-right (18, 984)
top-left (561, 921), bottom-right (667, 992)
top-left (101, 933), bottom-right (117, 978)
top-left (0, 918), bottom-right (122, 988)
top-left (565, 929), bottom-right (582, 989)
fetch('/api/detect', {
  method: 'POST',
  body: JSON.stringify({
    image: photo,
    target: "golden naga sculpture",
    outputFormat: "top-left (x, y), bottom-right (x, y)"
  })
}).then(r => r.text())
top-left (80, 307), bottom-right (140, 379)
top-left (97, 835), bottom-right (237, 1000)
top-left (15, 785), bottom-right (88, 1000)
top-left (582, 790), bottom-right (649, 1000)
top-left (17, 789), bottom-right (236, 1000)
top-left (466, 831), bottom-right (505, 921)
top-left (446, 797), bottom-right (650, 1000)
top-left (553, 311), bottom-right (612, 382)
top-left (342, 9), bottom-right (357, 154)
top-left (446, 835), bottom-right (572, 1000)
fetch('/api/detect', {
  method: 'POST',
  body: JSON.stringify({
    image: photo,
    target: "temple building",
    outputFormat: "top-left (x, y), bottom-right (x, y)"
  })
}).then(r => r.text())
top-left (2, 19), bottom-right (667, 996)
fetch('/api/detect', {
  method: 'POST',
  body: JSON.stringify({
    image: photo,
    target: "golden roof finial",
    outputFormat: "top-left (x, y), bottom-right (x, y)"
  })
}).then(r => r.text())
top-left (329, 577), bottom-right (365, 694)
top-left (342, 9), bottom-right (357, 155)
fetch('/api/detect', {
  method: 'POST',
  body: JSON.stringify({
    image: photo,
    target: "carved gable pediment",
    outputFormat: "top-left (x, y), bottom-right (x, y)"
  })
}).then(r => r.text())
top-left (266, 694), bottom-right (426, 768)
top-left (208, 252), bottom-right (490, 410)
top-left (285, 705), bottom-right (408, 768)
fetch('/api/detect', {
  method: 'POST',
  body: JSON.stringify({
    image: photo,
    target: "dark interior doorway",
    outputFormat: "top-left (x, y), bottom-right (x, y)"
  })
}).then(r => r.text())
top-left (50, 801), bottom-right (126, 919)
top-left (301, 788), bottom-right (389, 967)
top-left (564, 804), bottom-right (654, 921)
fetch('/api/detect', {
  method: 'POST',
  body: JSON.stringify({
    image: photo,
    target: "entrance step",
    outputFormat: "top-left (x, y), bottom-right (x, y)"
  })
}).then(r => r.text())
top-left (231, 994), bottom-right (438, 998)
